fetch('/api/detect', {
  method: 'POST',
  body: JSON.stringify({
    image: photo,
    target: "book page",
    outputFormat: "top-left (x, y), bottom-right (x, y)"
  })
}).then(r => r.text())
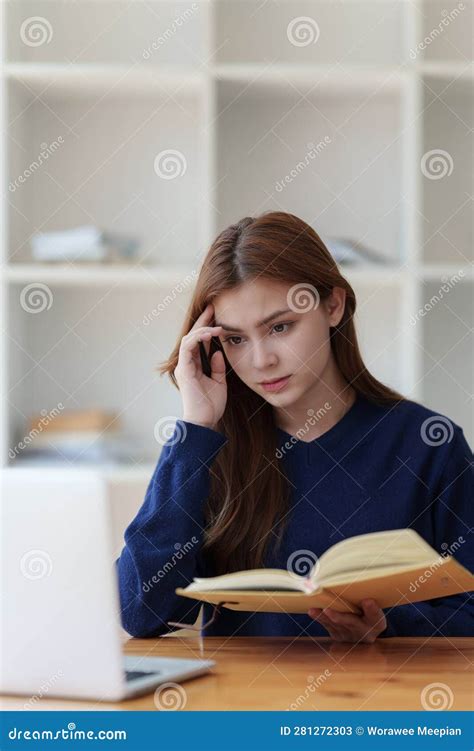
top-left (315, 529), bottom-right (439, 582)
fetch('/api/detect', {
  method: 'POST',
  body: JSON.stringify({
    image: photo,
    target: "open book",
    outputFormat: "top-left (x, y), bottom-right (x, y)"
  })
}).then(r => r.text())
top-left (176, 529), bottom-right (474, 615)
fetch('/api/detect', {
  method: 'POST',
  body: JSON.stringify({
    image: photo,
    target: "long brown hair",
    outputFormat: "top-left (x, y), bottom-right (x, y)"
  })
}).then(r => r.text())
top-left (158, 211), bottom-right (405, 574)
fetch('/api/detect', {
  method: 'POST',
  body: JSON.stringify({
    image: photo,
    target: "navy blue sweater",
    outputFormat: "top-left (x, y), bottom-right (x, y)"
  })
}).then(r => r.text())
top-left (116, 394), bottom-right (474, 638)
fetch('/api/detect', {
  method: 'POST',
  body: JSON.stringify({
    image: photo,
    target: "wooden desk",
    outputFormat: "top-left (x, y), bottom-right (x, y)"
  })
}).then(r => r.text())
top-left (1, 637), bottom-right (472, 711)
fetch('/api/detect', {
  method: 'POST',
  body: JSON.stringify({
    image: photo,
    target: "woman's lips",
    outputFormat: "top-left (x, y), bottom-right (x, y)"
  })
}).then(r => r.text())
top-left (260, 375), bottom-right (292, 392)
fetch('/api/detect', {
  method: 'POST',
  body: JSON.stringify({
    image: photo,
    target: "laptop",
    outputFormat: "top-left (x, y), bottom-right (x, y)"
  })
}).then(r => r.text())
top-left (0, 468), bottom-right (215, 702)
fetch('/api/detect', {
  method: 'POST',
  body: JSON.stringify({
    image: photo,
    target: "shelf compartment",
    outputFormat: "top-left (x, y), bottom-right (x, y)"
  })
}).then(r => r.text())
top-left (421, 74), bottom-right (473, 266)
top-left (419, 278), bottom-right (473, 443)
top-left (215, 0), bottom-right (406, 66)
top-left (417, 0), bottom-right (473, 63)
top-left (349, 278), bottom-right (407, 395)
top-left (7, 78), bottom-right (205, 266)
top-left (6, 284), bottom-right (191, 468)
top-left (215, 77), bottom-right (404, 263)
top-left (6, 0), bottom-right (209, 66)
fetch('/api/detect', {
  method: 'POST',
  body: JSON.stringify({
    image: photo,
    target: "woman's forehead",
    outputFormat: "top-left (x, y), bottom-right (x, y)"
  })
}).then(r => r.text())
top-left (214, 278), bottom-right (291, 310)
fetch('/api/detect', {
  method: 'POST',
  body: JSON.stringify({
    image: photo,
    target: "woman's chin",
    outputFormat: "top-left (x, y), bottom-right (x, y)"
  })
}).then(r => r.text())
top-left (262, 383), bottom-right (298, 405)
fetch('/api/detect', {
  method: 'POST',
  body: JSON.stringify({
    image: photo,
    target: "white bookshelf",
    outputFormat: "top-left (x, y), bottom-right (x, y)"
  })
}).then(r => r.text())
top-left (1, 0), bottom-right (473, 510)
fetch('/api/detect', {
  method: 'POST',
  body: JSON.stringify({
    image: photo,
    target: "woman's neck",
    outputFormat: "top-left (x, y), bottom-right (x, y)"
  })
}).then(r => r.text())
top-left (274, 364), bottom-right (356, 441)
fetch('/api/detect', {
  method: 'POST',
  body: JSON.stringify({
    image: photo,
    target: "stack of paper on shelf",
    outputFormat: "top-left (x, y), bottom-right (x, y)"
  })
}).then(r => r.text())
top-left (15, 408), bottom-right (137, 465)
top-left (323, 236), bottom-right (391, 265)
top-left (30, 225), bottom-right (141, 264)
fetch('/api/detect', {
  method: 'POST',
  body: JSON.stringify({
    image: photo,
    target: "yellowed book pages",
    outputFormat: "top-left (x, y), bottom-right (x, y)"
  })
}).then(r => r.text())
top-left (175, 530), bottom-right (474, 615)
top-left (176, 556), bottom-right (474, 615)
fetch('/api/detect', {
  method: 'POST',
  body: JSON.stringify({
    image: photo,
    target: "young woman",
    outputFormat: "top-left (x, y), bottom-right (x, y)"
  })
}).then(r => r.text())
top-left (116, 211), bottom-right (473, 643)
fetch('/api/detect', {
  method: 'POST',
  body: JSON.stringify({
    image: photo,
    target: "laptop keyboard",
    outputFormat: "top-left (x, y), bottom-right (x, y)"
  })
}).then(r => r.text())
top-left (125, 670), bottom-right (162, 682)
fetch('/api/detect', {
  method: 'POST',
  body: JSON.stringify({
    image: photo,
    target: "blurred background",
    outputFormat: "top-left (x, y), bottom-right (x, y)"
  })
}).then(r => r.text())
top-left (0, 0), bottom-right (472, 554)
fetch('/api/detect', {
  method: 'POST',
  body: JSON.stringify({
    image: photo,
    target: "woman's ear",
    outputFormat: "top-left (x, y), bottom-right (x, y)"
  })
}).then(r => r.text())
top-left (324, 286), bottom-right (346, 328)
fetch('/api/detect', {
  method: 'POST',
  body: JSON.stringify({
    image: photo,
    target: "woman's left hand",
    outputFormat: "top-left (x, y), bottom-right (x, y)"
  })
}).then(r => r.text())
top-left (308, 599), bottom-right (387, 643)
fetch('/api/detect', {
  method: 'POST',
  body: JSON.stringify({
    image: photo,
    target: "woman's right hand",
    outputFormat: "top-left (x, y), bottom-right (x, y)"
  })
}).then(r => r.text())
top-left (174, 303), bottom-right (228, 431)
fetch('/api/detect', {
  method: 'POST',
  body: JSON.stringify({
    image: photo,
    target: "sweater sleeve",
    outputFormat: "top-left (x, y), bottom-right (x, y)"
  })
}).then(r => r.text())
top-left (115, 419), bottom-right (228, 638)
top-left (381, 426), bottom-right (474, 637)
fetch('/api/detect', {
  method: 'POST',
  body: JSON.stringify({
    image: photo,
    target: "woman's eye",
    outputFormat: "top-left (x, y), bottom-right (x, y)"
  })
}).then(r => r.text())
top-left (272, 322), bottom-right (293, 334)
top-left (224, 336), bottom-right (243, 346)
top-left (223, 323), bottom-right (293, 346)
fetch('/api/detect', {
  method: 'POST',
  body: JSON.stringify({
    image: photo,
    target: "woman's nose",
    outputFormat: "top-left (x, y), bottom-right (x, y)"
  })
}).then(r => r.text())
top-left (252, 341), bottom-right (277, 370)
